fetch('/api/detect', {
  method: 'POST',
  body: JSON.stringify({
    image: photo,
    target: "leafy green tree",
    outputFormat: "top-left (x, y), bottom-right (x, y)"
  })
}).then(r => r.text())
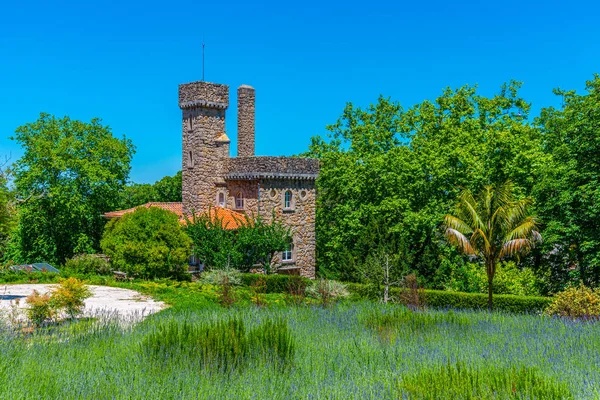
top-left (443, 182), bottom-right (541, 310)
top-left (119, 171), bottom-right (182, 209)
top-left (185, 210), bottom-right (291, 273)
top-left (10, 113), bottom-right (135, 264)
top-left (308, 82), bottom-right (544, 283)
top-left (101, 207), bottom-right (192, 279)
top-left (185, 209), bottom-right (238, 270)
top-left (0, 161), bottom-right (15, 262)
top-left (235, 214), bottom-right (291, 273)
top-left (534, 75), bottom-right (600, 288)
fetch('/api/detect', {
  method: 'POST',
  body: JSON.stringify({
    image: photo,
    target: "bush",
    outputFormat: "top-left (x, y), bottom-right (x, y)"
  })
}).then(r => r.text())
top-left (101, 207), bottom-right (192, 279)
top-left (25, 290), bottom-right (54, 326)
top-left (64, 254), bottom-right (111, 275)
top-left (51, 277), bottom-right (92, 319)
top-left (202, 268), bottom-right (242, 286)
top-left (443, 262), bottom-right (543, 296)
top-left (306, 279), bottom-right (349, 307)
top-left (545, 283), bottom-right (600, 320)
top-left (346, 283), bottom-right (552, 314)
top-left (240, 273), bottom-right (311, 294)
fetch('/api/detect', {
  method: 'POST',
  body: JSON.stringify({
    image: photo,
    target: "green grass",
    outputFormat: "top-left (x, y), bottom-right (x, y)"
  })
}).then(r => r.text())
top-left (1, 294), bottom-right (599, 399)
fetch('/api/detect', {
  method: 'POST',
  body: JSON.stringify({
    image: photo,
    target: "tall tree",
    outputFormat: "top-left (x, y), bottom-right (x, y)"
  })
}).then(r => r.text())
top-left (118, 171), bottom-right (182, 209)
top-left (11, 113), bottom-right (134, 264)
top-left (307, 82), bottom-right (545, 283)
top-left (0, 159), bottom-right (15, 262)
top-left (534, 75), bottom-right (600, 288)
top-left (443, 182), bottom-right (541, 310)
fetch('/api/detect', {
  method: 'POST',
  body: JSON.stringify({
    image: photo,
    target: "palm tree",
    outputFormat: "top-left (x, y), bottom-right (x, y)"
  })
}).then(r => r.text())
top-left (443, 182), bottom-right (541, 311)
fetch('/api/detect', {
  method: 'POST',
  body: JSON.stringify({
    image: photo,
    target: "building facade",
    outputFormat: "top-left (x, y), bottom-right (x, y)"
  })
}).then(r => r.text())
top-left (179, 80), bottom-right (318, 278)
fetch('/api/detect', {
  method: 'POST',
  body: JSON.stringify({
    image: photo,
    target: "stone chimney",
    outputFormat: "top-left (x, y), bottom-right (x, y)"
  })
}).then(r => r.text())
top-left (237, 84), bottom-right (255, 157)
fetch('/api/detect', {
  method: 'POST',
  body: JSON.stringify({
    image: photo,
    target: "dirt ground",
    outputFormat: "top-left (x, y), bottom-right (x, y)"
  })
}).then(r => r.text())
top-left (0, 284), bottom-right (165, 321)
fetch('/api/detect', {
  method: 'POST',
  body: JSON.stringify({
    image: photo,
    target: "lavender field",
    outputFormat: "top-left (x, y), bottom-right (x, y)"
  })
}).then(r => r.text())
top-left (0, 301), bottom-right (597, 399)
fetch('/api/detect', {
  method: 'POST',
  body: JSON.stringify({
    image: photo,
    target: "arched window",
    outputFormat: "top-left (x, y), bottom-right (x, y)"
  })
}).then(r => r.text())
top-left (218, 192), bottom-right (225, 207)
top-left (188, 151), bottom-right (194, 168)
top-left (235, 192), bottom-right (244, 209)
top-left (282, 240), bottom-right (293, 262)
top-left (284, 190), bottom-right (293, 209)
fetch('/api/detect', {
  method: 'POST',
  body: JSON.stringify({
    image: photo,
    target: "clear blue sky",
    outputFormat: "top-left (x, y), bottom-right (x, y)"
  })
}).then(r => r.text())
top-left (1, 0), bottom-right (598, 183)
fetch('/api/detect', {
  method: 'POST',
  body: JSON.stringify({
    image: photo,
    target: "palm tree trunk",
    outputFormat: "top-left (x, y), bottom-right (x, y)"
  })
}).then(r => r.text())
top-left (486, 260), bottom-right (494, 312)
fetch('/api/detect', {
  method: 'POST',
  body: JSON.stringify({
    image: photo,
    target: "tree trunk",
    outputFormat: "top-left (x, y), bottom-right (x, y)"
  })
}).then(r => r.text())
top-left (487, 260), bottom-right (495, 312)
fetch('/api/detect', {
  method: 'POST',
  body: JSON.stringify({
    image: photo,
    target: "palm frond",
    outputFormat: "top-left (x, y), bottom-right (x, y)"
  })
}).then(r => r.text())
top-left (504, 217), bottom-right (538, 242)
top-left (471, 228), bottom-right (491, 254)
top-left (443, 215), bottom-right (473, 234)
top-left (445, 228), bottom-right (476, 255)
top-left (499, 238), bottom-right (534, 259)
top-left (457, 191), bottom-right (484, 231)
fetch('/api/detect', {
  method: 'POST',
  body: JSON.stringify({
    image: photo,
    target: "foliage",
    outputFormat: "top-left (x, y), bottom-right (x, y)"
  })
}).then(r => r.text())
top-left (64, 254), bottom-right (111, 275)
top-left (545, 283), bottom-right (600, 320)
top-left (234, 214), bottom-right (291, 273)
top-left (51, 277), bottom-right (92, 319)
top-left (201, 268), bottom-right (242, 286)
top-left (443, 181), bottom-right (541, 310)
top-left (306, 279), bottom-right (349, 307)
top-left (444, 261), bottom-right (542, 296)
top-left (240, 273), bottom-right (311, 294)
top-left (358, 247), bottom-right (404, 304)
top-left (118, 171), bottom-right (182, 209)
top-left (399, 362), bottom-right (572, 399)
top-left (307, 82), bottom-right (545, 283)
top-left (398, 273), bottom-right (425, 310)
top-left (9, 113), bottom-right (134, 265)
top-left (346, 283), bottom-right (552, 314)
top-left (534, 75), bottom-right (600, 288)
top-left (25, 290), bottom-right (54, 326)
top-left (0, 159), bottom-right (16, 262)
top-left (101, 206), bottom-right (192, 279)
top-left (185, 210), bottom-right (290, 272)
top-left (142, 316), bottom-right (294, 372)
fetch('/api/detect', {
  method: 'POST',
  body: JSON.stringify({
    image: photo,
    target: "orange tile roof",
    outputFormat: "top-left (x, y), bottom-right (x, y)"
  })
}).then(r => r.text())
top-left (103, 202), bottom-right (245, 230)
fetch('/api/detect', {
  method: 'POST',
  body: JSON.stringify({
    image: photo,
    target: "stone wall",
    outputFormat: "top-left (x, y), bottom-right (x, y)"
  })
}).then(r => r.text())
top-left (227, 156), bottom-right (319, 179)
top-left (237, 85), bottom-right (255, 157)
top-left (180, 82), bottom-right (230, 213)
top-left (258, 179), bottom-right (317, 278)
top-left (179, 81), bottom-right (229, 109)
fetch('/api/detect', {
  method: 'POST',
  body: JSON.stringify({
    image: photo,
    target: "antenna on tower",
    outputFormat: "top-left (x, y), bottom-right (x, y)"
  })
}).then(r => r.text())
top-left (202, 37), bottom-right (205, 82)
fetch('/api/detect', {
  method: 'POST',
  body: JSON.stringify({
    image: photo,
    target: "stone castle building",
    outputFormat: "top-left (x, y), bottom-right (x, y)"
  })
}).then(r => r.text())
top-left (106, 80), bottom-right (319, 278)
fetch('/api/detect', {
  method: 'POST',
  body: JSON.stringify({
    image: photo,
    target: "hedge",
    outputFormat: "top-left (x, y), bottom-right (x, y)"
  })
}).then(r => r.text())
top-left (240, 273), bottom-right (311, 294)
top-left (345, 283), bottom-right (552, 314)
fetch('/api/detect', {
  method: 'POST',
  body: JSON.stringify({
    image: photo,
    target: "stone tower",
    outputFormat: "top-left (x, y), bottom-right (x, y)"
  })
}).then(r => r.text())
top-left (179, 81), bottom-right (230, 213)
top-left (237, 85), bottom-right (255, 157)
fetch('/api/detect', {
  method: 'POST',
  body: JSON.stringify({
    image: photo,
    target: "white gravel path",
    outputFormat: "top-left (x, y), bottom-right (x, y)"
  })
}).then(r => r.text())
top-left (0, 284), bottom-right (166, 322)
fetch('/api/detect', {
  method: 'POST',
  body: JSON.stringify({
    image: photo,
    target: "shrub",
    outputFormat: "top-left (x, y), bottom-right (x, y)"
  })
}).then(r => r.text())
top-left (64, 254), bottom-right (111, 275)
top-left (250, 277), bottom-right (267, 307)
top-left (346, 283), bottom-right (552, 314)
top-left (101, 207), bottom-right (192, 279)
top-left (202, 268), bottom-right (242, 286)
top-left (287, 275), bottom-right (308, 306)
top-left (51, 277), bottom-right (92, 319)
top-left (443, 262), bottom-right (543, 296)
top-left (25, 290), bottom-right (54, 326)
top-left (545, 283), bottom-right (600, 320)
top-left (398, 273), bottom-right (425, 310)
top-left (202, 268), bottom-right (241, 307)
top-left (306, 279), bottom-right (349, 307)
top-left (240, 273), bottom-right (311, 294)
